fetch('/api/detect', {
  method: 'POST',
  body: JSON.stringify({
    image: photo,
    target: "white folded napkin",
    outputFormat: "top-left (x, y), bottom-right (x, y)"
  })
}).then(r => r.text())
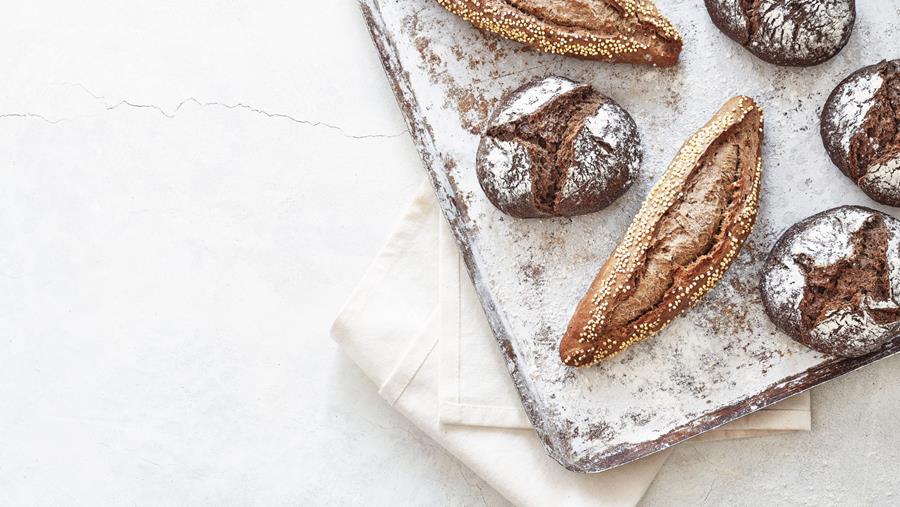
top-left (331, 181), bottom-right (810, 506)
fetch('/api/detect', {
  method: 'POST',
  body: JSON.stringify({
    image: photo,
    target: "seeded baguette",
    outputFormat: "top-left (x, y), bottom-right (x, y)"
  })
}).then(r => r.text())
top-left (435, 0), bottom-right (683, 67)
top-left (560, 96), bottom-right (764, 367)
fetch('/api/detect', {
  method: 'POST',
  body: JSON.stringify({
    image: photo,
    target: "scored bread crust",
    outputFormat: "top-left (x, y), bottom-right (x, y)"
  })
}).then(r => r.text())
top-left (476, 76), bottom-right (642, 218)
top-left (434, 0), bottom-right (683, 67)
top-left (560, 96), bottom-right (764, 367)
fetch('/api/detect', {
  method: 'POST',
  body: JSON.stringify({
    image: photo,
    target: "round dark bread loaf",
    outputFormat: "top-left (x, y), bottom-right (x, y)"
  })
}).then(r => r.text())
top-left (821, 59), bottom-right (900, 206)
top-left (760, 206), bottom-right (900, 358)
top-left (704, 0), bottom-right (855, 67)
top-left (476, 76), bottom-right (641, 218)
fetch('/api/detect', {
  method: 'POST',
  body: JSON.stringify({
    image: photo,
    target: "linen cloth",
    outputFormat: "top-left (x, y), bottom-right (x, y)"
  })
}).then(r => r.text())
top-left (331, 182), bottom-right (810, 506)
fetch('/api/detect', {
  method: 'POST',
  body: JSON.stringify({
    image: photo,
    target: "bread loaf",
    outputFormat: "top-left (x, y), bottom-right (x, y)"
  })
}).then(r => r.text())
top-left (760, 206), bottom-right (900, 358)
top-left (477, 76), bottom-right (642, 218)
top-left (704, 0), bottom-right (855, 67)
top-left (821, 59), bottom-right (900, 207)
top-left (434, 0), bottom-right (682, 67)
top-left (560, 96), bottom-right (764, 367)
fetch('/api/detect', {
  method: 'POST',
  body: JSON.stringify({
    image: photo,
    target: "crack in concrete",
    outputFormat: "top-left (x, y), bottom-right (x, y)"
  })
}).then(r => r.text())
top-left (52, 81), bottom-right (106, 100)
top-left (104, 97), bottom-right (407, 139)
top-left (1, 81), bottom-right (410, 140)
top-left (0, 113), bottom-right (68, 125)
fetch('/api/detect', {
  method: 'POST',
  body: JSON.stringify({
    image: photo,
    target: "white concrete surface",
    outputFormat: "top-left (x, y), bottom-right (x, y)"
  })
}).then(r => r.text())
top-left (1, 1), bottom-right (898, 505)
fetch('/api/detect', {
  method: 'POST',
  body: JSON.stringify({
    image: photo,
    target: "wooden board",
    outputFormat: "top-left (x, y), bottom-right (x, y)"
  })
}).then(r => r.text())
top-left (360, 0), bottom-right (900, 472)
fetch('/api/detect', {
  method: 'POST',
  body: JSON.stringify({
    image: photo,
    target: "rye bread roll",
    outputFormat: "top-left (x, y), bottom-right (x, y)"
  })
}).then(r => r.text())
top-left (477, 76), bottom-right (641, 218)
top-left (704, 0), bottom-right (855, 67)
top-left (760, 206), bottom-right (900, 358)
top-left (560, 96), bottom-right (764, 367)
top-left (821, 59), bottom-right (900, 207)
top-left (434, 0), bottom-right (683, 67)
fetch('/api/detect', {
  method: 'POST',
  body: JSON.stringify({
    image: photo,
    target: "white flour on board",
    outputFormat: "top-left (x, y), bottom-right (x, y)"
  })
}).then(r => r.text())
top-left (366, 0), bottom-right (900, 470)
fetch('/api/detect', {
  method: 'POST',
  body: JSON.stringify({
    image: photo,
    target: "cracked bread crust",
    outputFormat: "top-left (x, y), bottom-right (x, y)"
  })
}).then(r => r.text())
top-left (760, 206), bottom-right (900, 358)
top-left (822, 60), bottom-right (900, 207)
top-left (560, 96), bottom-right (763, 367)
top-left (435, 0), bottom-right (682, 66)
top-left (477, 76), bottom-right (641, 218)
top-left (705, 0), bottom-right (855, 67)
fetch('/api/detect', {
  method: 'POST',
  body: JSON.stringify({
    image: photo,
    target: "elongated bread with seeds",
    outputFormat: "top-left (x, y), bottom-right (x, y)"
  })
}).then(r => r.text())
top-left (560, 96), bottom-right (764, 367)
top-left (435, 0), bottom-right (683, 67)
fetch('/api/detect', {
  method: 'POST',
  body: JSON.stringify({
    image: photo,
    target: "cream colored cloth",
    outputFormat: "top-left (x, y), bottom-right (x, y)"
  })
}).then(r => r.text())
top-left (331, 182), bottom-right (810, 506)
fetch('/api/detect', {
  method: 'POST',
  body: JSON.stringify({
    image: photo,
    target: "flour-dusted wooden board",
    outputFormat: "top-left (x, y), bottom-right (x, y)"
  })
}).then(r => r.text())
top-left (361, 0), bottom-right (900, 472)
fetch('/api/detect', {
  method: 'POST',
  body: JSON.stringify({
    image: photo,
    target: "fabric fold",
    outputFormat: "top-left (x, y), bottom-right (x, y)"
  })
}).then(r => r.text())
top-left (331, 181), bottom-right (810, 506)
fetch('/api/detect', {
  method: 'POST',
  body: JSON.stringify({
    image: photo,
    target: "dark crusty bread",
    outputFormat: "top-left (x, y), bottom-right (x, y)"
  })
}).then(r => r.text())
top-left (477, 76), bottom-right (641, 218)
top-left (821, 59), bottom-right (900, 207)
top-left (760, 206), bottom-right (900, 358)
top-left (560, 96), bottom-right (764, 367)
top-left (704, 0), bottom-right (855, 67)
top-left (435, 0), bottom-right (682, 67)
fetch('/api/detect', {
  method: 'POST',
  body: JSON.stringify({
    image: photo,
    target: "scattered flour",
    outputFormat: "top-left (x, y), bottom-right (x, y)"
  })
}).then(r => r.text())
top-left (711, 0), bottom-right (748, 40)
top-left (812, 308), bottom-right (894, 356)
top-left (560, 100), bottom-right (640, 200)
top-left (830, 68), bottom-right (884, 156)
top-left (494, 76), bottom-right (581, 126)
top-left (860, 155), bottom-right (900, 201)
top-left (480, 137), bottom-right (533, 206)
